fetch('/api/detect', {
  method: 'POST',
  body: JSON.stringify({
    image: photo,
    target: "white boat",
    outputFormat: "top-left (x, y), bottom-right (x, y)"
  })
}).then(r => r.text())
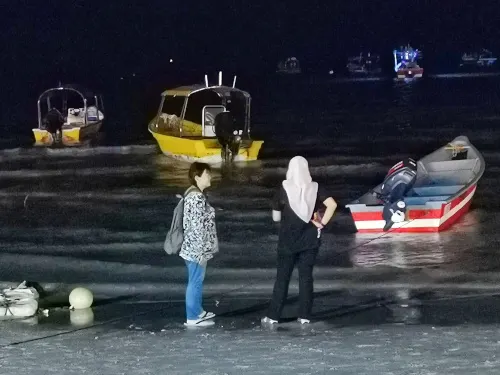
top-left (347, 52), bottom-right (381, 75)
top-left (460, 49), bottom-right (497, 68)
top-left (0, 281), bottom-right (39, 319)
top-left (276, 57), bottom-right (301, 74)
top-left (32, 84), bottom-right (105, 146)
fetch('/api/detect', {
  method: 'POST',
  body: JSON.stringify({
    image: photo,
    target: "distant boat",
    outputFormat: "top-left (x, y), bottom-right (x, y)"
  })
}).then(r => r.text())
top-left (32, 84), bottom-right (104, 147)
top-left (460, 49), bottom-right (497, 68)
top-left (347, 52), bottom-right (382, 75)
top-left (276, 57), bottom-right (301, 74)
top-left (393, 45), bottom-right (424, 79)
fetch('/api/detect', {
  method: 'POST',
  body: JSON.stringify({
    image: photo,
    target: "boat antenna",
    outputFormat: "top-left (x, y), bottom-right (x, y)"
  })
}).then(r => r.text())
top-left (218, 71), bottom-right (222, 86)
top-left (232, 75), bottom-right (237, 88)
top-left (204, 74), bottom-right (209, 88)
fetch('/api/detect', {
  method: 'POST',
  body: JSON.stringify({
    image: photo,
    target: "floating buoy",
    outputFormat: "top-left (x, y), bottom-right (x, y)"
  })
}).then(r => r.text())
top-left (69, 287), bottom-right (93, 310)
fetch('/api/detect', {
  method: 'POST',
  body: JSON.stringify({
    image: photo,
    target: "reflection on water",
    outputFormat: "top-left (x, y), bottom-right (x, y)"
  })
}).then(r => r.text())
top-left (70, 308), bottom-right (95, 327)
top-left (153, 154), bottom-right (266, 187)
top-left (349, 211), bottom-right (486, 271)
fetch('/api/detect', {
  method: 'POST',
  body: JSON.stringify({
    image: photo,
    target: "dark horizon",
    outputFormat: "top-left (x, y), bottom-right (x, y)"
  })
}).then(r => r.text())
top-left (2, 0), bottom-right (500, 130)
top-left (2, 1), bottom-right (500, 80)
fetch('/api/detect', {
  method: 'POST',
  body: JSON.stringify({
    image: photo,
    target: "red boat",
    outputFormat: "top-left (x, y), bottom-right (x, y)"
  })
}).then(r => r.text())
top-left (394, 45), bottom-right (423, 80)
top-left (346, 136), bottom-right (484, 233)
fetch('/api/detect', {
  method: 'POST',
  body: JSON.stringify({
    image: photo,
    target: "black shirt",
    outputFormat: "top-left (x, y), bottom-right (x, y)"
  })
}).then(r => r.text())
top-left (271, 185), bottom-right (329, 254)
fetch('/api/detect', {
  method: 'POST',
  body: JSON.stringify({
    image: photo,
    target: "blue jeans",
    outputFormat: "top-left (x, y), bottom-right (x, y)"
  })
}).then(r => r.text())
top-left (185, 260), bottom-right (206, 320)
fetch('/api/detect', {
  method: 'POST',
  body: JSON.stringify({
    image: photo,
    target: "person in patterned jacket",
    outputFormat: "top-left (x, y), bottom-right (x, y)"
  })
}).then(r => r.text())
top-left (179, 162), bottom-right (219, 326)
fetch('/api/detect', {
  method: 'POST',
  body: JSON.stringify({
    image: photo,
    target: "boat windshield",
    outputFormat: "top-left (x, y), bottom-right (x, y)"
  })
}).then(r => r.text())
top-left (184, 90), bottom-right (222, 124)
top-left (162, 96), bottom-right (186, 117)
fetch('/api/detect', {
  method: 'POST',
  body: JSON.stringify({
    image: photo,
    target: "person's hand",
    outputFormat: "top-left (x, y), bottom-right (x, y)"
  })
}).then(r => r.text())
top-left (311, 220), bottom-right (324, 229)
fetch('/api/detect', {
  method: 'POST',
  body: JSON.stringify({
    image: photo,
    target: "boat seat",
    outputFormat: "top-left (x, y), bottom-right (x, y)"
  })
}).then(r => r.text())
top-left (408, 184), bottom-right (465, 197)
top-left (404, 196), bottom-right (451, 205)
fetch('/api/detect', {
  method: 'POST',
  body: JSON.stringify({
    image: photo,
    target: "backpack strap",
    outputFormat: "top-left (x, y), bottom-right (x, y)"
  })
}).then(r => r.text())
top-left (183, 185), bottom-right (201, 198)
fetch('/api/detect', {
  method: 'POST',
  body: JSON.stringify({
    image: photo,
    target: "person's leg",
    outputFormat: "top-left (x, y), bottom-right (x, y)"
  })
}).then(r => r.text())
top-left (297, 248), bottom-right (319, 320)
top-left (266, 252), bottom-right (297, 321)
top-left (185, 260), bottom-right (206, 320)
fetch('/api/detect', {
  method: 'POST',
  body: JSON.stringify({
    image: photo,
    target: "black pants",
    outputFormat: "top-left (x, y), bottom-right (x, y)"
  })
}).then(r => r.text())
top-left (267, 248), bottom-right (318, 320)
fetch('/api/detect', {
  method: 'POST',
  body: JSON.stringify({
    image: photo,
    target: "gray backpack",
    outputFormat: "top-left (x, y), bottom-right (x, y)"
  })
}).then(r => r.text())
top-left (164, 186), bottom-right (199, 255)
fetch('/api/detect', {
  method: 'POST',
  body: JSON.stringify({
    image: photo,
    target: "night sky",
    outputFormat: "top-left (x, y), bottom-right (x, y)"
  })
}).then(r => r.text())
top-left (1, 0), bottom-right (500, 110)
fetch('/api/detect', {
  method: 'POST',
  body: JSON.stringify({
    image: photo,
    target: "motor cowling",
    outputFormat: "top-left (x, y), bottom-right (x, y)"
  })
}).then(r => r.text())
top-left (214, 111), bottom-right (242, 163)
top-left (43, 108), bottom-right (65, 144)
top-left (379, 158), bottom-right (417, 231)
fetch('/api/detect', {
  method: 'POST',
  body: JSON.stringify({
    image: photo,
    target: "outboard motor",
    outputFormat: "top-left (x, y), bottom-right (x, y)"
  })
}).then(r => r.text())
top-left (43, 108), bottom-right (64, 144)
top-left (214, 111), bottom-right (242, 164)
top-left (378, 158), bottom-right (417, 231)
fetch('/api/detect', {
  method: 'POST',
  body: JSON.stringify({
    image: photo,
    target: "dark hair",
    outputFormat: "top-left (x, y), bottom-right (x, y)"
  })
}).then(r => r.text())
top-left (188, 162), bottom-right (211, 188)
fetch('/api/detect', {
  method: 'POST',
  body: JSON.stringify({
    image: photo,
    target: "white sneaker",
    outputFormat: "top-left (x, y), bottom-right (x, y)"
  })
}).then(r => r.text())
top-left (261, 317), bottom-right (278, 324)
top-left (297, 318), bottom-right (310, 324)
top-left (184, 318), bottom-right (215, 327)
top-left (198, 311), bottom-right (215, 320)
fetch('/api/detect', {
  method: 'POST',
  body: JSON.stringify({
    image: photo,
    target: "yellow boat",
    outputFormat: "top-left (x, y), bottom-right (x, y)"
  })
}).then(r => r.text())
top-left (148, 73), bottom-right (264, 164)
top-left (32, 84), bottom-right (104, 146)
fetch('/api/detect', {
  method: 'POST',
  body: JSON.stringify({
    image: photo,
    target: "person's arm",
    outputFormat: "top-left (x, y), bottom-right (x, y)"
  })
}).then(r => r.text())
top-left (319, 197), bottom-right (337, 226)
top-left (311, 195), bottom-right (338, 229)
top-left (271, 187), bottom-right (285, 222)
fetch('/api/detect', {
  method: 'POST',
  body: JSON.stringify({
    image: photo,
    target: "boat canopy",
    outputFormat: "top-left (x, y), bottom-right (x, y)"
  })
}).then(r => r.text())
top-left (162, 84), bottom-right (251, 99)
top-left (38, 84), bottom-right (100, 102)
top-left (37, 84), bottom-right (104, 129)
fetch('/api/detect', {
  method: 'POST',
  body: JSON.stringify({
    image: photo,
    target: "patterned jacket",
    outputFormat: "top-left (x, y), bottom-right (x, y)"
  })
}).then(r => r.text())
top-left (179, 191), bottom-right (218, 264)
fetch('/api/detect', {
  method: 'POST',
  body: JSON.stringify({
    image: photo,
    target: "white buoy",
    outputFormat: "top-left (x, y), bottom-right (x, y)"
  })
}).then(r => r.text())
top-left (69, 287), bottom-right (94, 310)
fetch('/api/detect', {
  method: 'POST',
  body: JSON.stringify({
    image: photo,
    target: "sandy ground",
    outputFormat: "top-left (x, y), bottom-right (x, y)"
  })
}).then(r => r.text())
top-left (2, 289), bottom-right (500, 374)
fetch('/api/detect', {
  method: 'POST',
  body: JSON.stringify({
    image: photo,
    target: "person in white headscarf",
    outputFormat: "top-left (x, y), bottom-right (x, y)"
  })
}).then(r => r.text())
top-left (262, 156), bottom-right (337, 325)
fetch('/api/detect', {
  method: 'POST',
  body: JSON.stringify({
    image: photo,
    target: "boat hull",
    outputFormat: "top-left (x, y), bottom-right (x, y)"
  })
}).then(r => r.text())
top-left (348, 69), bottom-right (382, 76)
top-left (347, 183), bottom-right (476, 233)
top-left (397, 68), bottom-right (424, 79)
top-left (32, 121), bottom-right (102, 146)
top-left (150, 130), bottom-right (264, 164)
top-left (277, 69), bottom-right (301, 75)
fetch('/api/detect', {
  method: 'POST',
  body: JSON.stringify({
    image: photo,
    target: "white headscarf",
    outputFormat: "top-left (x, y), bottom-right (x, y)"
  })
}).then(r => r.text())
top-left (282, 156), bottom-right (318, 223)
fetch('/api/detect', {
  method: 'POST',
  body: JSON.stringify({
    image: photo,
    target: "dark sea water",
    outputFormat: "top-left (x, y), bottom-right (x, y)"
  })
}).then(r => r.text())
top-left (2, 72), bottom-right (500, 375)
top-left (1, 73), bottom-right (500, 296)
